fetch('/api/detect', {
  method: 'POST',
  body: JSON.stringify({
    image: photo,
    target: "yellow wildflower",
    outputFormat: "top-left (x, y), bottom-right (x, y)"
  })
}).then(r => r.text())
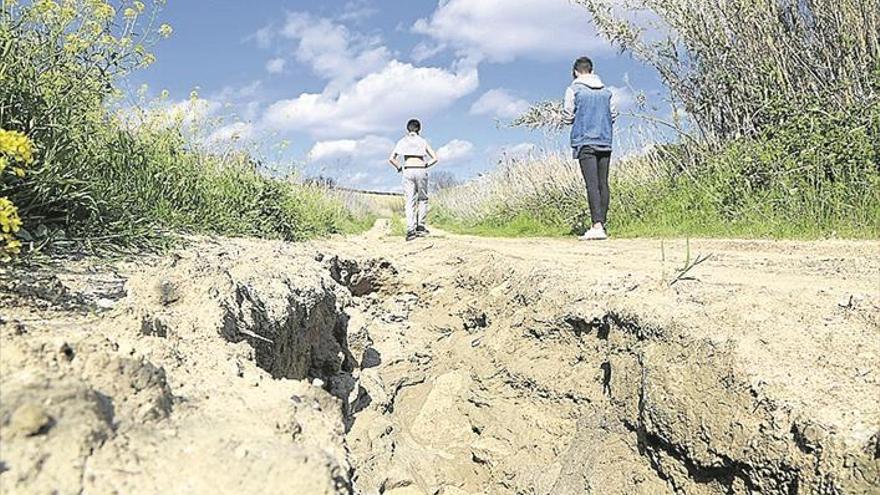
top-left (34, 0), bottom-right (58, 14)
top-left (93, 2), bottom-right (115, 20)
top-left (158, 23), bottom-right (173, 38)
top-left (0, 129), bottom-right (35, 165)
top-left (123, 7), bottom-right (136, 19)
top-left (134, 1), bottom-right (145, 12)
top-left (0, 197), bottom-right (23, 234)
top-left (6, 238), bottom-right (22, 252)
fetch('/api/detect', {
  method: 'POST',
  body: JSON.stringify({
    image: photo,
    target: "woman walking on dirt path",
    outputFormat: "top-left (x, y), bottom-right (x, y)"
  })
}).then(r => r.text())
top-left (388, 119), bottom-right (439, 242)
top-left (563, 56), bottom-right (618, 241)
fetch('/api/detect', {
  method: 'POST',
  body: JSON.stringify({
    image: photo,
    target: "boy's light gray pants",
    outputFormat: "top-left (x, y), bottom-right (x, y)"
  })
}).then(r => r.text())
top-left (402, 168), bottom-right (428, 233)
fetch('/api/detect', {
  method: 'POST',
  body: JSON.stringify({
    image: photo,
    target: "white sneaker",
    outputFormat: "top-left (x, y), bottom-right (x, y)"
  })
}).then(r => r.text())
top-left (580, 226), bottom-right (608, 241)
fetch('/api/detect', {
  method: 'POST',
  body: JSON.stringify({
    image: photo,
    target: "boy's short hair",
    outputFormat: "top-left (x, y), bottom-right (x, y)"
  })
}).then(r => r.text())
top-left (573, 57), bottom-right (593, 77)
top-left (406, 119), bottom-right (421, 133)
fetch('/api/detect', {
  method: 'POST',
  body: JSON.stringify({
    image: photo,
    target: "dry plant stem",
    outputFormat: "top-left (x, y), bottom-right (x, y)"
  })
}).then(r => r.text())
top-left (572, 0), bottom-right (880, 139)
top-left (669, 253), bottom-right (712, 286)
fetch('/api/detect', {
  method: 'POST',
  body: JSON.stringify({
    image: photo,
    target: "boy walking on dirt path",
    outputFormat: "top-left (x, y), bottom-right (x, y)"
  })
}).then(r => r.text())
top-left (389, 119), bottom-right (439, 242)
top-left (563, 56), bottom-right (618, 241)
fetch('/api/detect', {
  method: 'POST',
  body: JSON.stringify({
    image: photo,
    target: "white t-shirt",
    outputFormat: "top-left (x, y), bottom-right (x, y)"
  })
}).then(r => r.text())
top-left (392, 133), bottom-right (430, 159)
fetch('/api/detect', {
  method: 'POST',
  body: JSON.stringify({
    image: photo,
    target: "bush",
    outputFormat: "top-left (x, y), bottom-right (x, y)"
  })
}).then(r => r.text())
top-left (575, 0), bottom-right (880, 139)
top-left (0, 1), bottom-right (366, 257)
top-left (437, 102), bottom-right (880, 239)
top-left (485, 0), bottom-right (880, 240)
top-left (0, 129), bottom-right (34, 259)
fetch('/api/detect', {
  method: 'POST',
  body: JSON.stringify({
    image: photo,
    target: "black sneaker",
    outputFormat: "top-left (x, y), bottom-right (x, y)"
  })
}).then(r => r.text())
top-left (416, 226), bottom-right (430, 236)
top-left (405, 231), bottom-right (418, 241)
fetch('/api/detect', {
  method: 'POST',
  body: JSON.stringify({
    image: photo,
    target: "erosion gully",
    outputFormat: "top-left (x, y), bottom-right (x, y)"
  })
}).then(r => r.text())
top-left (1, 229), bottom-right (877, 495)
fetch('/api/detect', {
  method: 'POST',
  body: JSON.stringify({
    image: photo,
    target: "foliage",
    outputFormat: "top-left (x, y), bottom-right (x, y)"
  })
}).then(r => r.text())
top-left (0, 129), bottom-right (34, 259)
top-left (0, 0), bottom-right (366, 258)
top-left (430, 170), bottom-right (461, 193)
top-left (510, 100), bottom-right (568, 132)
top-left (574, 0), bottom-right (880, 139)
top-left (437, 102), bottom-right (880, 239)
top-left (481, 0), bottom-right (880, 240)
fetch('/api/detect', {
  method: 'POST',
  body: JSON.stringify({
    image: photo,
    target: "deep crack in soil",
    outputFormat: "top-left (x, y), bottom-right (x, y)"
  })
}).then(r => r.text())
top-left (1, 221), bottom-right (878, 494)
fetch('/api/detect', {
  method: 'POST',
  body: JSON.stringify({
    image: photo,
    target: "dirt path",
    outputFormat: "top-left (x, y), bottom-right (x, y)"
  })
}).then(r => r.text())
top-left (1, 222), bottom-right (878, 494)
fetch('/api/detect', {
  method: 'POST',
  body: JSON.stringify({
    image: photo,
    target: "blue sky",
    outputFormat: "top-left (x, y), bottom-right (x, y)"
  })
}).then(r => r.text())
top-left (131, 0), bottom-right (667, 191)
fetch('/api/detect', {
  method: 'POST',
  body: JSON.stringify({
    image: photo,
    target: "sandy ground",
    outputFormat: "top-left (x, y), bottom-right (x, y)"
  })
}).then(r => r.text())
top-left (1, 221), bottom-right (878, 494)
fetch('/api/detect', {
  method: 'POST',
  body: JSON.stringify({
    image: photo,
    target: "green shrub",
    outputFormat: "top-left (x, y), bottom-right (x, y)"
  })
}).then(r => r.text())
top-left (0, 1), bottom-right (366, 254)
top-left (438, 102), bottom-right (880, 239)
top-left (486, 0), bottom-right (880, 240)
top-left (575, 0), bottom-right (879, 139)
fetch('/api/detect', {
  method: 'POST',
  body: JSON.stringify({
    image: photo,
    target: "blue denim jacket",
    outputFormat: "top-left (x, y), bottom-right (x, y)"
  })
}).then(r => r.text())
top-left (564, 74), bottom-right (617, 157)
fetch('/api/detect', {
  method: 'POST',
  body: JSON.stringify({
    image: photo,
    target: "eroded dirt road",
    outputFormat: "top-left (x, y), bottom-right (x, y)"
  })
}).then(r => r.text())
top-left (1, 221), bottom-right (878, 494)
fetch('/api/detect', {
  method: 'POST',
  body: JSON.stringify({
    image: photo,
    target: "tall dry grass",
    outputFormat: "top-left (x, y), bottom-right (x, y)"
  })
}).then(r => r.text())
top-left (1, 1), bottom-right (371, 255)
top-left (437, 153), bottom-right (584, 228)
top-left (575, 0), bottom-right (880, 139)
top-left (444, 0), bottom-right (880, 239)
top-left (438, 100), bottom-right (880, 239)
top-left (436, 150), bottom-right (682, 236)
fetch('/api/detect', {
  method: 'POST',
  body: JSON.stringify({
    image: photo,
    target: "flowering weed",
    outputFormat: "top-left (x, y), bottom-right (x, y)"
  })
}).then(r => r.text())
top-left (0, 1), bottom-right (367, 255)
top-left (0, 129), bottom-right (34, 260)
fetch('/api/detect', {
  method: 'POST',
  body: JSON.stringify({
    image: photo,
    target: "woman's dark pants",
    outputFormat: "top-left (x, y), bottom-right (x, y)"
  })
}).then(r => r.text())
top-left (578, 146), bottom-right (612, 226)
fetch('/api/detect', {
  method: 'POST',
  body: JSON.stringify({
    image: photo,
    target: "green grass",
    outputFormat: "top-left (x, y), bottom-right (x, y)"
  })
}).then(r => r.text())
top-left (389, 214), bottom-right (406, 237)
top-left (434, 213), bottom-right (569, 238)
top-left (1, 4), bottom-right (370, 254)
top-left (436, 103), bottom-right (880, 241)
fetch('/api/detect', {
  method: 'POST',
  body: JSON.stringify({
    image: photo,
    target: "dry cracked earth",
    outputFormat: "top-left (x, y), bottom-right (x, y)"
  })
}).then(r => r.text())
top-left (1, 221), bottom-right (878, 494)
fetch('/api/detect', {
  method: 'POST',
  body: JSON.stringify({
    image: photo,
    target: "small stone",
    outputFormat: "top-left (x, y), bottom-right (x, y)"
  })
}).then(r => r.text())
top-left (59, 342), bottom-right (75, 361)
top-left (159, 280), bottom-right (181, 306)
top-left (95, 298), bottom-right (116, 310)
top-left (140, 316), bottom-right (169, 338)
top-left (9, 403), bottom-right (53, 437)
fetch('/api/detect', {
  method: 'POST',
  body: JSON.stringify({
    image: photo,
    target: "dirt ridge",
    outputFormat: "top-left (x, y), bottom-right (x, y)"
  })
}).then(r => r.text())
top-left (1, 225), bottom-right (878, 494)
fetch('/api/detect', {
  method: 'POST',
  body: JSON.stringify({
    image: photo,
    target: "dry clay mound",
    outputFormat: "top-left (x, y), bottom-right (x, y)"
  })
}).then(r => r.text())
top-left (1, 226), bottom-right (879, 494)
top-left (328, 225), bottom-right (880, 494)
top-left (0, 239), bottom-right (389, 494)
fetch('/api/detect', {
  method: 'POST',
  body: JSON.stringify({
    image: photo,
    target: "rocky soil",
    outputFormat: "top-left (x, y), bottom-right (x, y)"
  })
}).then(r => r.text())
top-left (1, 222), bottom-right (878, 494)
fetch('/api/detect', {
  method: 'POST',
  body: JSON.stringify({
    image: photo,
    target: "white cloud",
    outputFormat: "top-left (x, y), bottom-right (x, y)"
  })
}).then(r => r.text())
top-left (339, 0), bottom-right (378, 22)
top-left (470, 88), bottom-right (531, 120)
top-left (207, 122), bottom-right (256, 145)
top-left (263, 61), bottom-right (479, 139)
top-left (215, 80), bottom-right (264, 102)
top-left (411, 41), bottom-right (446, 62)
top-left (248, 25), bottom-right (274, 49)
top-left (137, 98), bottom-right (221, 130)
top-left (413, 0), bottom-right (610, 63)
top-left (211, 81), bottom-right (266, 122)
top-left (437, 139), bottom-right (474, 163)
top-left (266, 58), bottom-right (286, 74)
top-left (308, 135), bottom-right (394, 162)
top-left (610, 85), bottom-right (635, 112)
top-left (280, 12), bottom-right (391, 88)
top-left (497, 142), bottom-right (538, 159)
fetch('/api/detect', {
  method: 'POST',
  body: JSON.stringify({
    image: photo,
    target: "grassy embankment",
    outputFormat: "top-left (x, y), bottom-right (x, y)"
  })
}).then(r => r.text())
top-left (0, 1), bottom-right (370, 260)
top-left (434, 0), bottom-right (880, 240)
